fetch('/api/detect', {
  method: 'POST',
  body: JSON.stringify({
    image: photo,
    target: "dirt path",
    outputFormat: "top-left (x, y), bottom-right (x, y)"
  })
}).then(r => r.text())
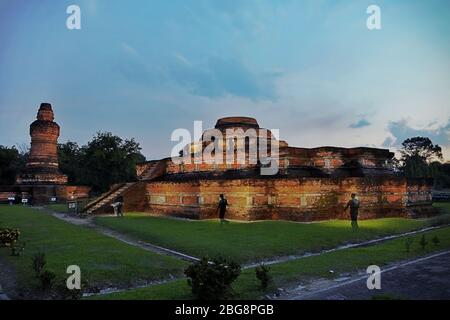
top-left (276, 249), bottom-right (450, 300)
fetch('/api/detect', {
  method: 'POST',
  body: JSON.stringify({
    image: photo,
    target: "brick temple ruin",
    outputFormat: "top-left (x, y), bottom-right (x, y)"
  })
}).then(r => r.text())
top-left (0, 103), bottom-right (90, 204)
top-left (84, 116), bottom-right (434, 221)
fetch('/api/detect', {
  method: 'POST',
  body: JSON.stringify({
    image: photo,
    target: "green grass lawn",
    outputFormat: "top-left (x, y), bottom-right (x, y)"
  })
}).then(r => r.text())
top-left (3, 202), bottom-right (449, 300)
top-left (46, 204), bottom-right (69, 213)
top-left (95, 213), bottom-right (438, 264)
top-left (46, 199), bottom-right (93, 214)
top-left (0, 205), bottom-right (187, 292)
top-left (434, 201), bottom-right (450, 214)
top-left (93, 226), bottom-right (450, 300)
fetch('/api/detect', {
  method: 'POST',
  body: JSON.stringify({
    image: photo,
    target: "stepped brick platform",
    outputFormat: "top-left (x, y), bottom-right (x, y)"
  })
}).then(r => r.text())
top-left (86, 116), bottom-right (434, 221)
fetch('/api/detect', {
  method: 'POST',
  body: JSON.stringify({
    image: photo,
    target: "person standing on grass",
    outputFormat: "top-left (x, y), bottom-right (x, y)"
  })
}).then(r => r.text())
top-left (111, 199), bottom-right (118, 216)
top-left (344, 193), bottom-right (360, 230)
top-left (111, 196), bottom-right (124, 217)
top-left (217, 194), bottom-right (228, 223)
top-left (117, 196), bottom-right (124, 217)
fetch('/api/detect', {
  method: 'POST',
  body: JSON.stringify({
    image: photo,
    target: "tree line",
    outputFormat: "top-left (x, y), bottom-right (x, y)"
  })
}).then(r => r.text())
top-left (0, 134), bottom-right (449, 194)
top-left (0, 132), bottom-right (145, 194)
top-left (397, 137), bottom-right (450, 189)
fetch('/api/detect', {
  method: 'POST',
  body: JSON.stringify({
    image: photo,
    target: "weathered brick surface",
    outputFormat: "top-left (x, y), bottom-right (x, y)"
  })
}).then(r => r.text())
top-left (134, 176), bottom-right (433, 221)
top-left (121, 182), bottom-right (148, 212)
top-left (121, 117), bottom-right (435, 221)
top-left (17, 103), bottom-right (68, 185)
top-left (56, 186), bottom-right (91, 200)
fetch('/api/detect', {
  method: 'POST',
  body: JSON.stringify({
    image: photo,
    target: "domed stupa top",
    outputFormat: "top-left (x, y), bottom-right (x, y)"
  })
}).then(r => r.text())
top-left (215, 117), bottom-right (259, 130)
top-left (36, 103), bottom-right (55, 121)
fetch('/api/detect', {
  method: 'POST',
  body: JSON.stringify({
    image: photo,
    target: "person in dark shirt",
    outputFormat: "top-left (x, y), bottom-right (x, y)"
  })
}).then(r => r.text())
top-left (344, 193), bottom-right (360, 230)
top-left (217, 194), bottom-right (228, 223)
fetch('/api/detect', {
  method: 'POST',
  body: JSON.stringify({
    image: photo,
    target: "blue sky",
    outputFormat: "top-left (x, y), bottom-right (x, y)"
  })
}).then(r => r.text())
top-left (0, 0), bottom-right (449, 160)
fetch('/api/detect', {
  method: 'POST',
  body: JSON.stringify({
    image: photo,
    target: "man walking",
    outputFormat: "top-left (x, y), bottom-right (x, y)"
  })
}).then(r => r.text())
top-left (217, 194), bottom-right (228, 223)
top-left (344, 193), bottom-right (360, 230)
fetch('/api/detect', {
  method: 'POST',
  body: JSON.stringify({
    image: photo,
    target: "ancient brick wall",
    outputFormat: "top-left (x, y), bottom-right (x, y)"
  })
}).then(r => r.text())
top-left (122, 182), bottom-right (148, 212)
top-left (115, 116), bottom-right (433, 220)
top-left (138, 177), bottom-right (433, 221)
top-left (56, 185), bottom-right (91, 201)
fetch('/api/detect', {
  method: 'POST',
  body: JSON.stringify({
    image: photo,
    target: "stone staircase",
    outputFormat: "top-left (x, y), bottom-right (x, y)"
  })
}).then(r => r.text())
top-left (138, 160), bottom-right (165, 181)
top-left (83, 182), bottom-right (134, 215)
top-left (83, 160), bottom-right (167, 215)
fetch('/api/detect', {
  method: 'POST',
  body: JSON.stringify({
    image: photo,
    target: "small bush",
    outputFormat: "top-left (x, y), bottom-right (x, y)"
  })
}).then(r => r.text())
top-left (39, 270), bottom-right (56, 291)
top-left (0, 228), bottom-right (20, 247)
top-left (255, 264), bottom-right (272, 290)
top-left (185, 257), bottom-right (241, 300)
top-left (419, 235), bottom-right (428, 250)
top-left (32, 252), bottom-right (46, 276)
top-left (432, 236), bottom-right (440, 246)
top-left (405, 237), bottom-right (414, 253)
top-left (55, 279), bottom-right (89, 300)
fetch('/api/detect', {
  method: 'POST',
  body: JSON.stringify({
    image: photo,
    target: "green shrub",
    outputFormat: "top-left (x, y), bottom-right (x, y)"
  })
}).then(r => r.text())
top-left (39, 270), bottom-right (56, 291)
top-left (184, 257), bottom-right (241, 300)
top-left (255, 264), bottom-right (272, 290)
top-left (405, 237), bottom-right (414, 253)
top-left (55, 279), bottom-right (89, 300)
top-left (0, 228), bottom-right (20, 247)
top-left (31, 252), bottom-right (57, 292)
top-left (32, 252), bottom-right (46, 276)
top-left (432, 235), bottom-right (440, 246)
top-left (419, 235), bottom-right (428, 250)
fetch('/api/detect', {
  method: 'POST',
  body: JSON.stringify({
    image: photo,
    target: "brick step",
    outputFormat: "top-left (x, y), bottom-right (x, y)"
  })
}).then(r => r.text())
top-left (139, 164), bottom-right (158, 180)
top-left (139, 161), bottom-right (166, 181)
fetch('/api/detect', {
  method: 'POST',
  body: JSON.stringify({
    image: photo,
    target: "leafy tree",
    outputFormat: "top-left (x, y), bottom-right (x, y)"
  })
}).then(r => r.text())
top-left (399, 137), bottom-right (443, 179)
top-left (58, 141), bottom-right (82, 185)
top-left (0, 145), bottom-right (27, 185)
top-left (430, 161), bottom-right (450, 189)
top-left (78, 132), bottom-right (145, 193)
top-left (400, 137), bottom-right (443, 162)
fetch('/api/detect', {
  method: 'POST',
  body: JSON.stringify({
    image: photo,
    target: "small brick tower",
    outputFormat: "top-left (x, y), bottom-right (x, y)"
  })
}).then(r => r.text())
top-left (16, 103), bottom-right (69, 203)
top-left (17, 103), bottom-right (68, 185)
